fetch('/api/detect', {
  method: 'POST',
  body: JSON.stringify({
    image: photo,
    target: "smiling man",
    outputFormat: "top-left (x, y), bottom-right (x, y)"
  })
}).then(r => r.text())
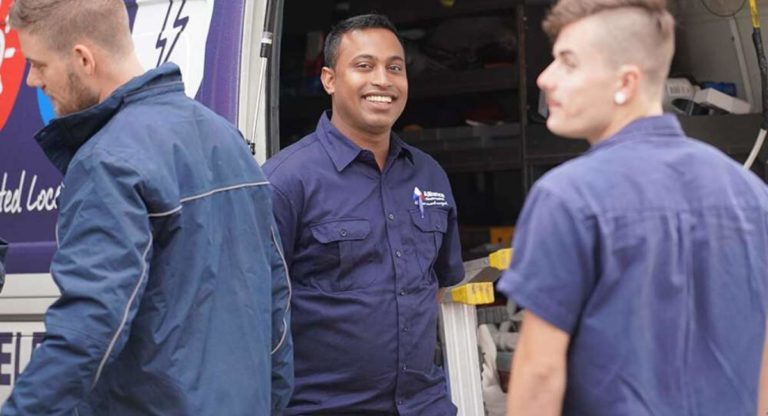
top-left (264, 14), bottom-right (464, 416)
top-left (498, 0), bottom-right (768, 415)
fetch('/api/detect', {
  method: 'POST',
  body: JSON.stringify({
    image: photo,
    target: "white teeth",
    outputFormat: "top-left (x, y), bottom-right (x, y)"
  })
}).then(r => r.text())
top-left (365, 95), bottom-right (392, 103)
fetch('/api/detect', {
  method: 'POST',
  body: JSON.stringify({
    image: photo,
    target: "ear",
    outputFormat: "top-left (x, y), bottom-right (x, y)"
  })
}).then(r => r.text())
top-left (320, 66), bottom-right (335, 95)
top-left (72, 44), bottom-right (97, 76)
top-left (615, 64), bottom-right (641, 103)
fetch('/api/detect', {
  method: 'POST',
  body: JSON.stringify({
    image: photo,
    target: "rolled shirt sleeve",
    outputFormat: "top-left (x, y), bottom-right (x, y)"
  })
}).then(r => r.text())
top-left (497, 185), bottom-right (597, 335)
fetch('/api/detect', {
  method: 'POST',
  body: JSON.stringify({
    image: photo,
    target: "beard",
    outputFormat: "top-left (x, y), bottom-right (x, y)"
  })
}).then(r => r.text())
top-left (55, 69), bottom-right (101, 116)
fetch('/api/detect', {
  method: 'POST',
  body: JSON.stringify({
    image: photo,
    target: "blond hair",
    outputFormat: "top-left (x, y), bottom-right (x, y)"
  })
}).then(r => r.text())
top-left (10, 0), bottom-right (133, 55)
top-left (544, 0), bottom-right (675, 87)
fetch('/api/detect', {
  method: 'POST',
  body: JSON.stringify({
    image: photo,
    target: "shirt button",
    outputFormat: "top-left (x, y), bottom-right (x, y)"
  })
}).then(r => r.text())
top-left (399, 289), bottom-right (406, 296)
top-left (395, 250), bottom-right (402, 257)
top-left (434, 224), bottom-right (441, 230)
top-left (388, 213), bottom-right (395, 221)
top-left (402, 364), bottom-right (408, 371)
top-left (403, 326), bottom-right (409, 332)
top-left (339, 229), bottom-right (348, 237)
top-left (397, 400), bottom-right (404, 406)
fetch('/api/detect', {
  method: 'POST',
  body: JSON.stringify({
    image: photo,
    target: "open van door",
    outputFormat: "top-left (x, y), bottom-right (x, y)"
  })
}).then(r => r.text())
top-left (0, 0), bottom-right (273, 400)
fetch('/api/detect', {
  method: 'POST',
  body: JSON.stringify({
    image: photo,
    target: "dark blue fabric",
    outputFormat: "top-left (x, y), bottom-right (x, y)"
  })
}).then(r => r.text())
top-left (2, 64), bottom-right (293, 416)
top-left (0, 238), bottom-right (7, 292)
top-left (264, 112), bottom-right (464, 416)
top-left (499, 115), bottom-right (768, 416)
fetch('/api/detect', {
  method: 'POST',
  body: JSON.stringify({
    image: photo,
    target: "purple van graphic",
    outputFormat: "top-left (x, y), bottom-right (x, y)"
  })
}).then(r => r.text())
top-left (0, 0), bottom-right (245, 274)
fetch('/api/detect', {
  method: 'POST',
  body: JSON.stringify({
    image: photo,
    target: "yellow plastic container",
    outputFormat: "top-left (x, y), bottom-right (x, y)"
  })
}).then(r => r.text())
top-left (448, 248), bottom-right (513, 305)
top-left (489, 248), bottom-right (512, 270)
top-left (450, 282), bottom-right (495, 305)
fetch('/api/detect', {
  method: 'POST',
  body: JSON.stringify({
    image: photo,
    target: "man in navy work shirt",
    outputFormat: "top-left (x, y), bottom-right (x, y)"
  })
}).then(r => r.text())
top-left (264, 14), bottom-right (464, 415)
top-left (499, 0), bottom-right (768, 415)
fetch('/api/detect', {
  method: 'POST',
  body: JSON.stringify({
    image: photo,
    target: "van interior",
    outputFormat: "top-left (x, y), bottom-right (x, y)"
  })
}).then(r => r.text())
top-left (275, 0), bottom-right (768, 402)
top-left (276, 0), bottom-right (767, 261)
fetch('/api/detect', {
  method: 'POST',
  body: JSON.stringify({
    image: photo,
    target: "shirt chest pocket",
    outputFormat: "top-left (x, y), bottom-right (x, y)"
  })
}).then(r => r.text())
top-left (408, 208), bottom-right (449, 279)
top-left (309, 219), bottom-right (375, 292)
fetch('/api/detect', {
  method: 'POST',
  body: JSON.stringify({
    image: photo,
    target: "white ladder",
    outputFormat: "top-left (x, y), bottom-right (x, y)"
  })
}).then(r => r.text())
top-left (439, 249), bottom-right (511, 416)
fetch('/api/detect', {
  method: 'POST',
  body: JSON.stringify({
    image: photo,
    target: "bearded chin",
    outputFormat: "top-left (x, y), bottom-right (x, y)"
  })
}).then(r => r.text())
top-left (58, 69), bottom-right (100, 116)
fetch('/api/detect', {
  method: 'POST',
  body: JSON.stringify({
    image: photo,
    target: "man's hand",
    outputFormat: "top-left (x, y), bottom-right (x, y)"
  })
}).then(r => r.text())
top-left (506, 311), bottom-right (569, 416)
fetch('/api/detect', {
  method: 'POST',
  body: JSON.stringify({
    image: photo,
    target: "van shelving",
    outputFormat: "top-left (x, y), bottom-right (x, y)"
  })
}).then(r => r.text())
top-left (279, 0), bottom-right (549, 200)
top-left (401, 124), bottom-right (523, 172)
top-left (409, 66), bottom-right (519, 99)
top-left (350, 0), bottom-right (516, 25)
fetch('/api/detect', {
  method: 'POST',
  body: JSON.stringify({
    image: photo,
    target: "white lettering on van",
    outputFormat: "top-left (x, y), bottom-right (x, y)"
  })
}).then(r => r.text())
top-left (26, 174), bottom-right (61, 212)
top-left (0, 171), bottom-right (61, 215)
top-left (0, 171), bottom-right (23, 214)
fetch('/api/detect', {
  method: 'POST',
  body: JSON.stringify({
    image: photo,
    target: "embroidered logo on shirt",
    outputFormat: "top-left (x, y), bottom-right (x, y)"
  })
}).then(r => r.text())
top-left (413, 187), bottom-right (425, 218)
top-left (413, 187), bottom-right (449, 215)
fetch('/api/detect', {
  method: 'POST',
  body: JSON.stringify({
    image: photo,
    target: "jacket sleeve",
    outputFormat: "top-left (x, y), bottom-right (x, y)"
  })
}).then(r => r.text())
top-left (2, 151), bottom-right (152, 415)
top-left (267, 182), bottom-right (298, 413)
top-left (269, 223), bottom-right (293, 414)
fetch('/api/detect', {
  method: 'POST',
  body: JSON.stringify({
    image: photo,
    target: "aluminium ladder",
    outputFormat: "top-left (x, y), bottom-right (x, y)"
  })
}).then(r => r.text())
top-left (439, 249), bottom-right (512, 416)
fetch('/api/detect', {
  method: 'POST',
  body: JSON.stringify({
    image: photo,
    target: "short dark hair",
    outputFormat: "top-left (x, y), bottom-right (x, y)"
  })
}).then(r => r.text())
top-left (323, 14), bottom-right (402, 68)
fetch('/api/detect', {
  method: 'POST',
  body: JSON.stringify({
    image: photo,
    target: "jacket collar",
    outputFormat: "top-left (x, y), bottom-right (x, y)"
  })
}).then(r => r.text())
top-left (35, 63), bottom-right (184, 175)
top-left (315, 111), bottom-right (413, 172)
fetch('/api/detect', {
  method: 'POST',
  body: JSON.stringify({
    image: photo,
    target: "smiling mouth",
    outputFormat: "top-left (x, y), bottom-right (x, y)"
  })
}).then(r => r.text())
top-left (364, 95), bottom-right (394, 104)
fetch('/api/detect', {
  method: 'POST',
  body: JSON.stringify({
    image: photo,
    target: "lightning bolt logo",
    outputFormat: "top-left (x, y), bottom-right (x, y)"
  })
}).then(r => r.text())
top-left (155, 0), bottom-right (189, 67)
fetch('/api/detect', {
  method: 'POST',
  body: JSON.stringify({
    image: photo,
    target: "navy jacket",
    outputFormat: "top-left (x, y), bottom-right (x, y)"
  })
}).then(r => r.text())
top-left (2, 64), bottom-right (292, 415)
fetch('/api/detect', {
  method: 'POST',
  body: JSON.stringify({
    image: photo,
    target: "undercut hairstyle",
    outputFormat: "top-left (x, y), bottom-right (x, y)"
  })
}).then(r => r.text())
top-left (543, 0), bottom-right (675, 89)
top-left (10, 0), bottom-right (133, 56)
top-left (323, 14), bottom-right (403, 68)
top-left (542, 0), bottom-right (675, 93)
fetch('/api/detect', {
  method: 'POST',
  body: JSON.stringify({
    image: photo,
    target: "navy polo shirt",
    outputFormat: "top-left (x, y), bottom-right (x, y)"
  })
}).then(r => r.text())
top-left (499, 115), bottom-right (768, 415)
top-left (264, 112), bottom-right (464, 415)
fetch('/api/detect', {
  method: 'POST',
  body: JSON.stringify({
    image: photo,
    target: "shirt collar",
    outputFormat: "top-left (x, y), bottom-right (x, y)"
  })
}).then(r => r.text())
top-left (35, 63), bottom-right (184, 175)
top-left (589, 114), bottom-right (684, 154)
top-left (316, 111), bottom-right (413, 172)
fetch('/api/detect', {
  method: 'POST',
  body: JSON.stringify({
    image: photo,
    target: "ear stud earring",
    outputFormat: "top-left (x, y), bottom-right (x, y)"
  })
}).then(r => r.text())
top-left (614, 91), bottom-right (626, 105)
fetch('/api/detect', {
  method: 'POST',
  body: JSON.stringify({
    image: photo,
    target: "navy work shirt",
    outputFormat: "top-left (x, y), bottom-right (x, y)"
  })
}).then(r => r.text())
top-left (499, 115), bottom-right (768, 415)
top-left (264, 112), bottom-right (464, 415)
